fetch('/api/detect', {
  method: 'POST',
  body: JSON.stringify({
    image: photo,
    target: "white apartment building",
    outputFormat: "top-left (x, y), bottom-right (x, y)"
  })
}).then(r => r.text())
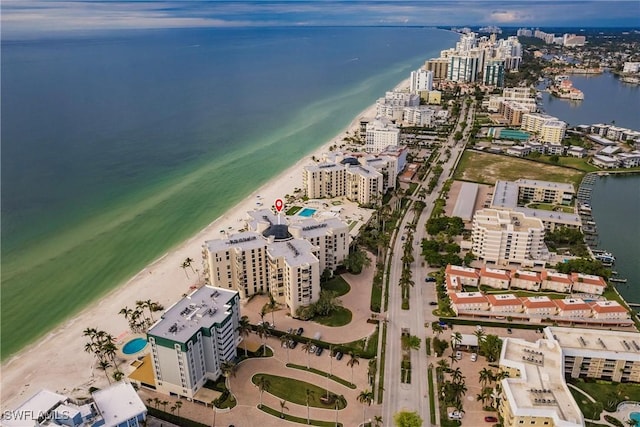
top-left (147, 286), bottom-right (240, 399)
top-left (471, 208), bottom-right (546, 266)
top-left (361, 155), bottom-right (398, 191)
top-left (376, 92), bottom-right (420, 121)
top-left (302, 163), bottom-right (346, 199)
top-left (544, 326), bottom-right (640, 383)
top-left (289, 217), bottom-right (349, 273)
top-left (365, 118), bottom-right (400, 153)
top-left (521, 113), bottom-right (567, 144)
top-left (267, 239), bottom-right (320, 316)
top-left (403, 106), bottom-right (435, 127)
top-left (499, 337), bottom-right (584, 427)
top-left (204, 231), bottom-right (268, 300)
top-left (346, 164), bottom-right (384, 205)
top-left (623, 62), bottom-right (640, 73)
top-left (448, 54), bottom-right (480, 82)
top-left (409, 68), bottom-right (433, 93)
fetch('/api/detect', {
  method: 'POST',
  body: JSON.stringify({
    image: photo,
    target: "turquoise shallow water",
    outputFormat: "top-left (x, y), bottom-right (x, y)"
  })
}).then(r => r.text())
top-left (1, 27), bottom-right (458, 359)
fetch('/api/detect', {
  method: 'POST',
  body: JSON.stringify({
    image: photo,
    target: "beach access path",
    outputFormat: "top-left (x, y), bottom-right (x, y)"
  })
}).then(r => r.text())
top-left (0, 76), bottom-right (407, 411)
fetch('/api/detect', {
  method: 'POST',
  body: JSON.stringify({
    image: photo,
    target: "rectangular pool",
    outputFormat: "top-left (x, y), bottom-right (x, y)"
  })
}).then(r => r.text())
top-left (298, 208), bottom-right (317, 217)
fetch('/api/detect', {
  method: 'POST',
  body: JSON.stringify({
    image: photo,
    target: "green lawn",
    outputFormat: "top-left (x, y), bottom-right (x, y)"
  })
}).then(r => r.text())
top-left (321, 276), bottom-right (351, 297)
top-left (453, 150), bottom-right (585, 188)
top-left (569, 378), bottom-right (640, 412)
top-left (251, 374), bottom-right (348, 409)
top-left (286, 206), bottom-right (302, 215)
top-left (259, 404), bottom-right (343, 426)
top-left (285, 363), bottom-right (356, 389)
top-left (569, 387), bottom-right (603, 420)
top-left (314, 306), bottom-right (352, 327)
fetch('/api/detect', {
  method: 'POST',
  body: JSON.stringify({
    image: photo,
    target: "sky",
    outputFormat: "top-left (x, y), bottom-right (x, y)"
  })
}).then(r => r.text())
top-left (2, 1), bottom-right (639, 38)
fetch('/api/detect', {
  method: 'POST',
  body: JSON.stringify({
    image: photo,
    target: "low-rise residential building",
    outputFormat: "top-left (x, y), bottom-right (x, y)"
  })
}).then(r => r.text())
top-left (450, 292), bottom-right (489, 314)
top-left (522, 296), bottom-right (557, 316)
top-left (570, 273), bottom-right (607, 295)
top-left (486, 294), bottom-right (522, 312)
top-left (479, 266), bottom-right (510, 289)
top-left (510, 270), bottom-right (541, 291)
top-left (541, 271), bottom-right (573, 293)
top-left (544, 326), bottom-right (640, 383)
top-left (555, 298), bottom-right (591, 318)
top-left (147, 286), bottom-right (240, 399)
top-left (505, 145), bottom-right (530, 157)
top-left (1, 382), bottom-right (147, 427)
top-left (618, 151), bottom-right (640, 168)
top-left (567, 145), bottom-right (587, 158)
top-left (592, 154), bottom-right (619, 169)
top-left (590, 301), bottom-right (629, 320)
top-left (445, 264), bottom-right (480, 286)
top-left (545, 142), bottom-right (565, 156)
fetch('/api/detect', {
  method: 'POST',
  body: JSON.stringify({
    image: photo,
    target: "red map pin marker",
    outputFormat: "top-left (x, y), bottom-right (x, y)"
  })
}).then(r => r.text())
top-left (274, 198), bottom-right (284, 213)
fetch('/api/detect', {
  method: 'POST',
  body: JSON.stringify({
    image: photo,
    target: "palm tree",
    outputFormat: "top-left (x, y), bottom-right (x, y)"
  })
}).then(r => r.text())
top-left (112, 370), bottom-right (124, 382)
top-left (174, 400), bottom-right (182, 417)
top-left (451, 367), bottom-right (464, 384)
top-left (256, 375), bottom-right (271, 408)
top-left (221, 360), bottom-right (237, 379)
top-left (146, 398), bottom-right (153, 408)
top-left (357, 389), bottom-right (374, 426)
top-left (153, 397), bottom-right (160, 409)
top-left (479, 367), bottom-right (493, 388)
top-left (170, 405), bottom-right (176, 415)
top-left (280, 333), bottom-right (293, 363)
top-left (437, 358), bottom-right (451, 373)
top-left (373, 415), bottom-right (383, 427)
top-left (334, 395), bottom-right (346, 427)
top-left (279, 399), bottom-right (289, 419)
top-left (256, 322), bottom-right (271, 356)
top-left (98, 360), bottom-right (112, 384)
top-left (161, 400), bottom-right (169, 412)
top-left (347, 352), bottom-right (360, 385)
top-left (302, 340), bottom-right (314, 369)
top-left (236, 315), bottom-right (252, 357)
top-left (265, 293), bottom-right (278, 327)
top-left (432, 322), bottom-right (444, 335)
top-left (180, 261), bottom-right (190, 278)
top-left (184, 257), bottom-right (195, 273)
top-left (305, 389), bottom-right (315, 425)
top-left (451, 332), bottom-right (462, 349)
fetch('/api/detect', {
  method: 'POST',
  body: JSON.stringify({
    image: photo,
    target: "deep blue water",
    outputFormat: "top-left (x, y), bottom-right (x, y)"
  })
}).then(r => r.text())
top-left (0, 27), bottom-right (458, 357)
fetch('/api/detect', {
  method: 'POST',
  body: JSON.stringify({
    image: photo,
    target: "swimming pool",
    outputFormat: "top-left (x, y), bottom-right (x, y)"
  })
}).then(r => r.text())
top-left (298, 208), bottom-right (317, 217)
top-left (122, 337), bottom-right (148, 355)
top-left (631, 412), bottom-right (640, 423)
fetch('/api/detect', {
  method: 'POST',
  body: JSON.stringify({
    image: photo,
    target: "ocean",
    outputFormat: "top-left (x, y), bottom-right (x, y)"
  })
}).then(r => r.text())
top-left (1, 27), bottom-right (459, 359)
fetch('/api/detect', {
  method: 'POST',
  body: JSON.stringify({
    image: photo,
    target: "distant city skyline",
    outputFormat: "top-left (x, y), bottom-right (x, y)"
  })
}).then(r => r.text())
top-left (2, 0), bottom-right (638, 38)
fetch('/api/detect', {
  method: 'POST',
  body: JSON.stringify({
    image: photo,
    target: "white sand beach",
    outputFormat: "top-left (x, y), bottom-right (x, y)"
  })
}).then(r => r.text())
top-left (0, 79), bottom-right (408, 410)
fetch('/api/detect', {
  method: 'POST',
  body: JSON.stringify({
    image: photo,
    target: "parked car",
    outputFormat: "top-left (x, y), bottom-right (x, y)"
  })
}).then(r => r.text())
top-left (288, 340), bottom-right (298, 349)
top-left (315, 347), bottom-right (324, 356)
top-left (310, 344), bottom-right (317, 353)
top-left (507, 328), bottom-right (513, 334)
top-left (296, 327), bottom-right (304, 336)
top-left (455, 351), bottom-right (462, 360)
top-left (429, 301), bottom-right (438, 306)
top-left (425, 277), bottom-right (436, 282)
top-left (484, 416), bottom-right (498, 422)
top-left (471, 353), bottom-right (478, 362)
top-left (448, 411), bottom-right (463, 420)
top-left (335, 351), bottom-right (343, 361)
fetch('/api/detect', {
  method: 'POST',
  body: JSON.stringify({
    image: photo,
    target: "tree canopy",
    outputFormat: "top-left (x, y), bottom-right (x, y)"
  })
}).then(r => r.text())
top-left (394, 410), bottom-right (423, 427)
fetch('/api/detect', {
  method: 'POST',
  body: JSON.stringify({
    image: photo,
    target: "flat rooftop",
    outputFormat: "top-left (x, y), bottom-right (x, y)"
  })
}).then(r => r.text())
top-left (514, 207), bottom-right (581, 226)
top-left (267, 239), bottom-right (318, 266)
top-left (92, 381), bottom-right (146, 427)
top-left (452, 182), bottom-right (479, 221)
top-left (515, 179), bottom-right (574, 193)
top-left (289, 217), bottom-right (348, 238)
top-left (204, 231), bottom-right (267, 253)
top-left (304, 162), bottom-right (346, 173)
top-left (544, 326), bottom-right (640, 360)
top-left (491, 180), bottom-right (519, 209)
top-left (474, 208), bottom-right (544, 231)
top-left (3, 390), bottom-right (67, 427)
top-left (500, 338), bottom-right (583, 427)
top-left (148, 286), bottom-right (237, 344)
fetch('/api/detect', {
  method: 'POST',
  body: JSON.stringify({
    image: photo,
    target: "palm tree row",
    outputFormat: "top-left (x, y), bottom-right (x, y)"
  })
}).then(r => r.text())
top-left (119, 299), bottom-right (163, 333)
top-left (82, 327), bottom-right (123, 384)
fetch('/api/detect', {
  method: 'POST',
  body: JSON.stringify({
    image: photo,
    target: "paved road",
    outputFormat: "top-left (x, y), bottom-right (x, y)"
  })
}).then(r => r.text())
top-left (382, 99), bottom-right (473, 424)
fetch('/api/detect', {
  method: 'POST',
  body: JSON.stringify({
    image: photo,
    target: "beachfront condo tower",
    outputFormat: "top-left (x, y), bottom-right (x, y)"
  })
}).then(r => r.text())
top-left (147, 286), bottom-right (240, 400)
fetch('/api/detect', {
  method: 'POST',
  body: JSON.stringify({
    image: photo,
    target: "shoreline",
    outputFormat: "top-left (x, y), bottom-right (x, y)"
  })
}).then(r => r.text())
top-left (0, 78), bottom-right (408, 410)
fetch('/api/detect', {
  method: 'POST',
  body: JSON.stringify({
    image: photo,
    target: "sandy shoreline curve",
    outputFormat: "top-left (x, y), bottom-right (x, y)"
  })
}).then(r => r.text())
top-left (0, 78), bottom-right (408, 410)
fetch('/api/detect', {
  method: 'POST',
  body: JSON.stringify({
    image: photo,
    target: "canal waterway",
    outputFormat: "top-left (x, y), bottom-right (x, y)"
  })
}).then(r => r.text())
top-left (541, 72), bottom-right (640, 305)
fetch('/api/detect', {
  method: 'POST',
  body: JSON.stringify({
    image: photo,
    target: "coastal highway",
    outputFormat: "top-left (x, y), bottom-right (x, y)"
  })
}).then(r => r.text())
top-left (382, 99), bottom-right (471, 424)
